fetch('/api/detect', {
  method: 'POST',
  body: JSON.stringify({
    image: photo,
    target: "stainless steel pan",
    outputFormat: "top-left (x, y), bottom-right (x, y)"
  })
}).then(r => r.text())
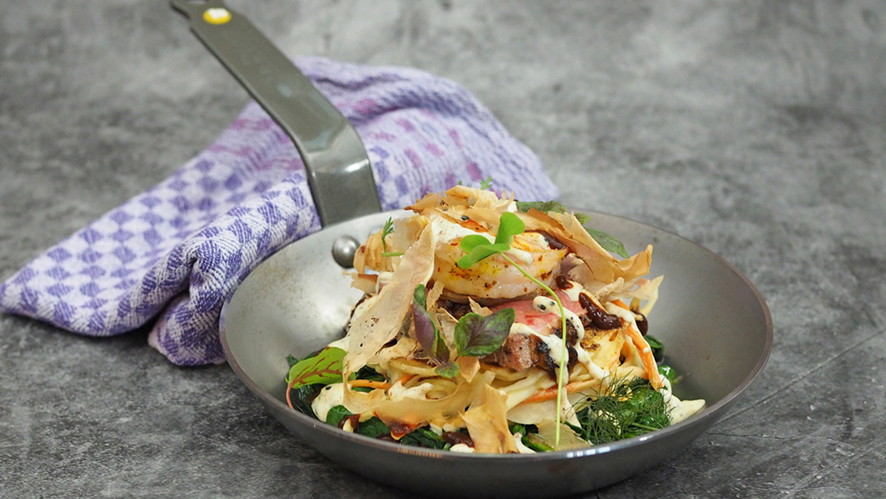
top-left (172, 2), bottom-right (772, 496)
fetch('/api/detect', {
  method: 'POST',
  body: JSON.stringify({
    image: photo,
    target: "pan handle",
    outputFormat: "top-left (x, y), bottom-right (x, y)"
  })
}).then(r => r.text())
top-left (170, 0), bottom-right (381, 227)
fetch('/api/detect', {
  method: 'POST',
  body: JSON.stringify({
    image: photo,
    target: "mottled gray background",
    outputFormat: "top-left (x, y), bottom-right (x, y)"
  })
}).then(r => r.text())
top-left (1, 1), bottom-right (884, 497)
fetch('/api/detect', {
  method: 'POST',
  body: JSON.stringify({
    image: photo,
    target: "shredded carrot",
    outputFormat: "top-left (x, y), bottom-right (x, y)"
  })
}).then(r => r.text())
top-left (623, 322), bottom-right (662, 389)
top-left (398, 373), bottom-right (416, 385)
top-left (609, 298), bottom-right (661, 389)
top-left (611, 299), bottom-right (630, 310)
top-left (348, 379), bottom-right (392, 390)
top-left (519, 379), bottom-right (599, 405)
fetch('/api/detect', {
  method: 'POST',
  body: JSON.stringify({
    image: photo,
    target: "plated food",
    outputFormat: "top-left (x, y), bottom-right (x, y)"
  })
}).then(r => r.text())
top-left (283, 185), bottom-right (705, 453)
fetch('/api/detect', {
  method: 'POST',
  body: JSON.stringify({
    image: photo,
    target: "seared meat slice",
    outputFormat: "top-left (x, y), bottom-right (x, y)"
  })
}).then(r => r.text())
top-left (488, 322), bottom-right (580, 376)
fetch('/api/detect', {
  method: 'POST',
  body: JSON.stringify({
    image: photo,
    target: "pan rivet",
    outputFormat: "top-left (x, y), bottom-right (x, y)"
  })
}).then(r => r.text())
top-left (332, 236), bottom-right (360, 269)
top-left (203, 7), bottom-right (232, 25)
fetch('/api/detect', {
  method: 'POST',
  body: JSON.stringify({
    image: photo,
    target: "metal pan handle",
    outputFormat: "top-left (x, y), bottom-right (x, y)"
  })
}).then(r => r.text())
top-left (170, 0), bottom-right (381, 227)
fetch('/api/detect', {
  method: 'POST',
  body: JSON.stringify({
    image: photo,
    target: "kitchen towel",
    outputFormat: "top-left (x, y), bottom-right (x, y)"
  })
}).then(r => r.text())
top-left (0, 56), bottom-right (559, 366)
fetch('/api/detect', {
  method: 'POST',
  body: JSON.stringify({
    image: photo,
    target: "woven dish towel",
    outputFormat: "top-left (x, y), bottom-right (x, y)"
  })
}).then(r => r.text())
top-left (0, 56), bottom-right (559, 366)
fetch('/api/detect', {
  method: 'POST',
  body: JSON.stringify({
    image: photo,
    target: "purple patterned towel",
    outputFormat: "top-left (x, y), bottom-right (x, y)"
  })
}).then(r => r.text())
top-left (0, 56), bottom-right (559, 366)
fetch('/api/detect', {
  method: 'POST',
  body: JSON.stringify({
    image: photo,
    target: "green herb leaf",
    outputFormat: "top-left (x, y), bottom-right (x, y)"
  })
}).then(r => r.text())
top-left (285, 347), bottom-right (346, 388)
top-left (456, 242), bottom-right (509, 269)
top-left (355, 365), bottom-right (386, 382)
top-left (521, 432), bottom-right (555, 452)
top-left (288, 384), bottom-right (323, 417)
top-left (572, 378), bottom-right (670, 444)
top-left (644, 334), bottom-right (665, 364)
top-left (495, 212), bottom-right (525, 245)
top-left (400, 427), bottom-right (449, 450)
top-left (479, 176), bottom-right (494, 190)
top-left (325, 405), bottom-right (352, 427)
top-left (381, 217), bottom-right (394, 253)
top-left (379, 217), bottom-right (405, 257)
top-left (573, 212), bottom-right (592, 225)
top-left (516, 200), bottom-right (629, 258)
top-left (454, 308), bottom-right (515, 357)
top-left (435, 361), bottom-right (461, 378)
top-left (515, 200), bottom-right (570, 214)
top-left (584, 227), bottom-right (629, 258)
top-left (356, 417), bottom-right (390, 438)
top-left (657, 364), bottom-right (676, 383)
top-left (286, 354), bottom-right (300, 368)
top-left (412, 284), bottom-right (450, 364)
top-left (455, 213), bottom-right (524, 269)
top-left (459, 234), bottom-right (493, 252)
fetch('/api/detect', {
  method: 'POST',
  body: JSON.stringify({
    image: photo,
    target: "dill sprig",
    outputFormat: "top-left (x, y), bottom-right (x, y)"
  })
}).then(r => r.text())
top-left (568, 377), bottom-right (670, 445)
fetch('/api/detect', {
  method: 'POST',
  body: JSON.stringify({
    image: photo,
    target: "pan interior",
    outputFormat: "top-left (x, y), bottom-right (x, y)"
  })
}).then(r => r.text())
top-left (219, 209), bottom-right (771, 493)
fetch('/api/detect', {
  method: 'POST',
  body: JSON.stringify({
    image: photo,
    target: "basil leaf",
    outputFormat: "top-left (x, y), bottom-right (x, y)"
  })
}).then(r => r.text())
top-left (515, 199), bottom-right (629, 258)
top-left (515, 200), bottom-right (569, 214)
top-left (413, 283), bottom-right (428, 308)
top-left (412, 284), bottom-right (450, 363)
top-left (285, 347), bottom-right (346, 388)
top-left (435, 361), bottom-right (461, 378)
top-left (454, 308), bottom-right (515, 357)
top-left (584, 227), bottom-right (629, 258)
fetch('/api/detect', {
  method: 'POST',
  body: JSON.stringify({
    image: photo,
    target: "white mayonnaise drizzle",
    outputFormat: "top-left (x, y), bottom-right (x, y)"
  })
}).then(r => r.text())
top-left (311, 382), bottom-right (345, 423)
top-left (449, 443), bottom-right (476, 453)
top-left (527, 295), bottom-right (607, 380)
top-left (431, 214), bottom-right (487, 243)
top-left (387, 381), bottom-right (435, 402)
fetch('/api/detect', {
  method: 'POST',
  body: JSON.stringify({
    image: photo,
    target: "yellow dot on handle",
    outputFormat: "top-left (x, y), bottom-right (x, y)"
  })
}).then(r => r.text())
top-left (203, 7), bottom-right (232, 25)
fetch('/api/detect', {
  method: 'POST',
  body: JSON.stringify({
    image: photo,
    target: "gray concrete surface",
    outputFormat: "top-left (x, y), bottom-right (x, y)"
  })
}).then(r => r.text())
top-left (1, 1), bottom-right (884, 497)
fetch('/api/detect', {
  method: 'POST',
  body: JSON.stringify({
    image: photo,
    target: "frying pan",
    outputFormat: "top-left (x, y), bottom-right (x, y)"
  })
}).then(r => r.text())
top-left (171, 1), bottom-right (773, 497)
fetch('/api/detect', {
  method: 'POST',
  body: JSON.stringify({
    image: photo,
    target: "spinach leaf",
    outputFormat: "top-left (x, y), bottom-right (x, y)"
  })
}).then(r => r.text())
top-left (658, 364), bottom-right (676, 383)
top-left (288, 384), bottom-right (323, 417)
top-left (325, 405), bottom-right (353, 427)
top-left (645, 334), bottom-right (665, 362)
top-left (400, 427), bottom-right (449, 450)
top-left (356, 417), bottom-right (391, 439)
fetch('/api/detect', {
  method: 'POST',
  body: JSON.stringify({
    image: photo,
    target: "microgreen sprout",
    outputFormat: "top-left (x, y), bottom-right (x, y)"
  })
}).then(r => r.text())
top-left (456, 176), bottom-right (495, 191)
top-left (381, 217), bottom-right (404, 257)
top-left (456, 212), bottom-right (571, 447)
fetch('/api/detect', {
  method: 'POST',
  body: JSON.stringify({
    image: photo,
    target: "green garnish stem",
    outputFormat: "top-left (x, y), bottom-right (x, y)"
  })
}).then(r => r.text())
top-left (500, 253), bottom-right (569, 447)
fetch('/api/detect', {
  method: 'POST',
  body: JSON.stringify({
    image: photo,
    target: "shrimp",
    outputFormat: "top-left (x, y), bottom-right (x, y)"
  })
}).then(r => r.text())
top-left (430, 216), bottom-right (568, 302)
